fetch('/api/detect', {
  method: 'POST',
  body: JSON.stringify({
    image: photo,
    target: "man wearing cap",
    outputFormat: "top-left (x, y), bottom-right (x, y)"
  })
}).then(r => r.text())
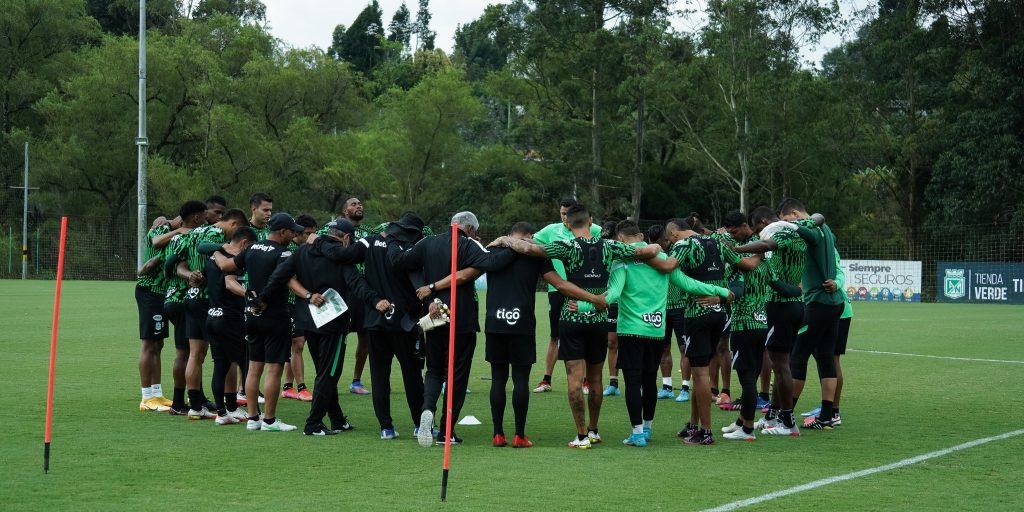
top-left (212, 212), bottom-right (305, 432)
top-left (262, 219), bottom-right (384, 436)
top-left (388, 211), bottom-right (514, 447)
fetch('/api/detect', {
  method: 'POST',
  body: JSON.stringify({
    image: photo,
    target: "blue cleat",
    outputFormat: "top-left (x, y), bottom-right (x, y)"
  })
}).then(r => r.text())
top-left (801, 406), bottom-right (822, 417)
top-left (657, 388), bottom-right (675, 400)
top-left (756, 396), bottom-right (771, 411)
top-left (623, 432), bottom-right (647, 447)
top-left (603, 385), bottom-right (621, 397)
top-left (642, 426), bottom-right (652, 442)
top-left (675, 389), bottom-right (690, 402)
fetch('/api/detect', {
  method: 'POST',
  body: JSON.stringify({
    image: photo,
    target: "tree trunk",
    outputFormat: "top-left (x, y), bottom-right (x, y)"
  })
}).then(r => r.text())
top-left (590, 69), bottom-right (602, 214)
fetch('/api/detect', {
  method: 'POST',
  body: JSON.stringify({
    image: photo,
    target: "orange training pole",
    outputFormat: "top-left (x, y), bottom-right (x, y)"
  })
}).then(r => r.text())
top-left (44, 216), bottom-right (68, 473)
top-left (440, 222), bottom-right (458, 501)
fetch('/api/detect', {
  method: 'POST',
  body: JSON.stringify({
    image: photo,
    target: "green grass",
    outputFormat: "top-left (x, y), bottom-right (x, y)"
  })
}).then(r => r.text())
top-left (2, 280), bottom-right (1023, 511)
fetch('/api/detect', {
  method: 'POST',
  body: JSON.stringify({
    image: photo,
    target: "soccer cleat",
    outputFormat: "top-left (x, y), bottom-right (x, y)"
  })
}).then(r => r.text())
top-left (675, 389), bottom-right (690, 402)
top-left (711, 392), bottom-right (720, 403)
top-left (684, 430), bottom-right (716, 445)
top-left (414, 426), bottom-right (439, 439)
top-left (297, 388), bottom-right (313, 401)
top-left (246, 417), bottom-right (263, 431)
top-left (152, 396), bottom-right (173, 407)
top-left (168, 406), bottom-right (189, 416)
top-left (723, 429), bottom-right (756, 441)
top-left (603, 385), bottom-right (621, 397)
top-left (304, 424), bottom-right (338, 436)
top-left (533, 380), bottom-right (552, 393)
top-left (329, 422), bottom-right (354, 434)
top-left (436, 434), bottom-right (462, 446)
top-left (257, 394), bottom-right (265, 405)
top-left (380, 428), bottom-right (399, 440)
top-left (568, 437), bottom-right (592, 449)
top-left (236, 392), bottom-right (247, 406)
top-left (201, 401), bottom-right (218, 413)
top-left (804, 419), bottom-right (834, 431)
top-left (227, 409), bottom-right (249, 421)
top-left (261, 419), bottom-right (297, 432)
top-left (761, 424), bottom-right (800, 436)
top-left (587, 430), bottom-right (602, 444)
top-left (756, 396), bottom-right (770, 411)
top-left (281, 388), bottom-right (301, 400)
top-left (716, 392), bottom-right (731, 406)
top-left (831, 413), bottom-right (842, 427)
top-left (623, 433), bottom-right (648, 447)
top-left (657, 388), bottom-right (675, 400)
top-left (722, 421), bottom-right (744, 434)
top-left (215, 414), bottom-right (240, 425)
top-left (139, 398), bottom-right (170, 412)
top-left (719, 400), bottom-right (742, 411)
top-left (349, 381), bottom-right (370, 395)
top-left (676, 423), bottom-right (698, 439)
top-left (187, 407), bottom-right (216, 420)
top-left (512, 435), bottom-right (534, 448)
top-left (801, 406), bottom-right (822, 417)
top-left (417, 410), bottom-right (435, 447)
top-left (582, 380), bottom-right (590, 395)
top-left (642, 426), bottom-right (652, 442)
top-left (493, 434), bottom-right (508, 447)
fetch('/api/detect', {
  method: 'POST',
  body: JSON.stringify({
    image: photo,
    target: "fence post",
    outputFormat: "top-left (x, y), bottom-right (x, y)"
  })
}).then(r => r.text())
top-left (35, 226), bottom-right (40, 274)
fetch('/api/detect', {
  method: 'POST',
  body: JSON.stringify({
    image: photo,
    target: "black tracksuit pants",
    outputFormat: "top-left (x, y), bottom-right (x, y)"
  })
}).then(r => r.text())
top-left (304, 330), bottom-right (349, 432)
top-left (367, 330), bottom-right (425, 431)
top-left (423, 330), bottom-right (476, 438)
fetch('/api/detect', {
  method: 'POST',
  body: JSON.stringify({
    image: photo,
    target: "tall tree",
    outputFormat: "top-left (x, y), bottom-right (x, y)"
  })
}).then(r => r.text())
top-left (387, 2), bottom-right (412, 51)
top-left (334, 1), bottom-right (385, 74)
top-left (414, 0), bottom-right (436, 50)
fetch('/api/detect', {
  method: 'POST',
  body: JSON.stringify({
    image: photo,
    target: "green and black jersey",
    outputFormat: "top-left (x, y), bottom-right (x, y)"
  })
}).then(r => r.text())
top-left (731, 234), bottom-right (770, 332)
top-left (176, 225), bottom-right (227, 300)
top-left (250, 223), bottom-right (271, 241)
top-left (765, 229), bottom-right (806, 303)
top-left (138, 225), bottom-right (170, 294)
top-left (671, 235), bottom-right (741, 319)
top-left (163, 231), bottom-right (191, 304)
top-left (541, 237), bottom-right (637, 324)
top-left (532, 222), bottom-right (603, 293)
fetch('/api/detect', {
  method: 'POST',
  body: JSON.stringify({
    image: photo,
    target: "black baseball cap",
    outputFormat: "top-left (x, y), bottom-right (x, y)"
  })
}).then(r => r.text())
top-left (268, 213), bottom-right (304, 232)
top-left (327, 218), bottom-right (356, 237)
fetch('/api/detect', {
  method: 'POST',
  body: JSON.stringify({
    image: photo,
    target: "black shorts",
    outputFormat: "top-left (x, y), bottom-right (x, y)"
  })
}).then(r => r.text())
top-left (730, 329), bottom-right (767, 372)
top-left (616, 336), bottom-right (662, 371)
top-left (207, 315), bottom-right (246, 365)
top-left (765, 301), bottom-right (803, 353)
top-left (136, 285), bottom-right (169, 340)
top-left (836, 316), bottom-right (852, 355)
top-left (664, 308), bottom-right (685, 345)
top-left (348, 298), bottom-right (365, 333)
top-left (485, 333), bottom-right (536, 366)
top-left (794, 302), bottom-right (843, 360)
top-left (163, 301), bottom-right (188, 351)
top-left (606, 304), bottom-right (618, 333)
top-left (185, 298), bottom-right (210, 341)
top-left (547, 292), bottom-right (565, 339)
top-left (246, 316), bottom-right (291, 364)
top-left (558, 321), bottom-right (607, 364)
top-left (683, 312), bottom-right (726, 367)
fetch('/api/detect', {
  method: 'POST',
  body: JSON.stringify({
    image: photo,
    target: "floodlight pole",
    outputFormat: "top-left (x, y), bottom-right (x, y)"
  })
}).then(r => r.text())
top-left (9, 142), bottom-right (38, 280)
top-left (136, 0), bottom-right (149, 269)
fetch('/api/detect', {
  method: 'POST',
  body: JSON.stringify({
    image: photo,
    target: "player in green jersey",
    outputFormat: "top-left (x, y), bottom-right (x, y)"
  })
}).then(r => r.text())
top-left (646, 225), bottom-right (682, 401)
top-left (531, 198), bottom-right (603, 394)
top-left (733, 206), bottom-right (807, 436)
top-left (500, 204), bottom-right (666, 449)
top-left (248, 192), bottom-right (273, 240)
top-left (135, 218), bottom-right (174, 412)
top-left (338, 198), bottom-right (374, 396)
top-left (205, 195), bottom-right (227, 225)
top-left (802, 247), bottom-right (850, 428)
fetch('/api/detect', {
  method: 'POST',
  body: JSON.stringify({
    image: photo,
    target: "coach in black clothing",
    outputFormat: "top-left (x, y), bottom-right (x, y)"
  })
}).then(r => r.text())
top-left (263, 219), bottom-right (384, 436)
top-left (388, 211), bottom-right (513, 446)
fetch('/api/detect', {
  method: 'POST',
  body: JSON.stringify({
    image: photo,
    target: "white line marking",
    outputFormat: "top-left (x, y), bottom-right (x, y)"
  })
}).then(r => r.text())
top-left (702, 428), bottom-right (1024, 512)
top-left (848, 348), bottom-right (1024, 364)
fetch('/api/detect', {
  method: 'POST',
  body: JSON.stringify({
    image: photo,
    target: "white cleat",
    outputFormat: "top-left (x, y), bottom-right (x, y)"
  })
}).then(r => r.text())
top-left (568, 436), bottom-right (592, 449)
top-left (215, 414), bottom-right (240, 425)
top-left (187, 407), bottom-right (216, 420)
top-left (417, 410), bottom-right (435, 447)
top-left (260, 419), bottom-right (297, 432)
top-left (761, 424), bottom-right (799, 436)
top-left (228, 409), bottom-right (249, 421)
top-left (723, 429), bottom-right (756, 441)
top-left (722, 421), bottom-right (744, 434)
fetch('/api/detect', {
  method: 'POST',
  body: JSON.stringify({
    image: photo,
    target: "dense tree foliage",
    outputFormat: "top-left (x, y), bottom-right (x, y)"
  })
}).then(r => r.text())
top-left (1, 0), bottom-right (1021, 244)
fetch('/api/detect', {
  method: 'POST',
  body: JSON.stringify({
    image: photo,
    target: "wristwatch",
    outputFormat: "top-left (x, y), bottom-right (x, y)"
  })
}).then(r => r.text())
top-left (304, 292), bottom-right (313, 300)
top-left (428, 283), bottom-right (435, 291)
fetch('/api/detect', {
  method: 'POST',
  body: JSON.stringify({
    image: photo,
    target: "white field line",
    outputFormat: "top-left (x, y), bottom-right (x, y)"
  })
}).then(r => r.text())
top-left (848, 348), bottom-right (1024, 364)
top-left (701, 428), bottom-right (1024, 512)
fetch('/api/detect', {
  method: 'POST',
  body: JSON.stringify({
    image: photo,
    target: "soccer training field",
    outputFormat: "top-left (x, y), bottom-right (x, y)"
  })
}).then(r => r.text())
top-left (3, 280), bottom-right (1023, 511)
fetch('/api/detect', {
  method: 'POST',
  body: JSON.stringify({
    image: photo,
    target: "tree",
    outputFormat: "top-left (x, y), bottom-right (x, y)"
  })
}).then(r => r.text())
top-left (414, 0), bottom-right (435, 51)
top-left (333, 1), bottom-right (385, 75)
top-left (387, 2), bottom-right (412, 51)
top-left (191, 0), bottom-right (267, 24)
top-left (86, 0), bottom-right (180, 35)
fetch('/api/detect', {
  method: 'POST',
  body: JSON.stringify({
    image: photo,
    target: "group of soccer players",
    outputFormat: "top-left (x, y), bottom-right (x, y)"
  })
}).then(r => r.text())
top-left (134, 193), bottom-right (852, 447)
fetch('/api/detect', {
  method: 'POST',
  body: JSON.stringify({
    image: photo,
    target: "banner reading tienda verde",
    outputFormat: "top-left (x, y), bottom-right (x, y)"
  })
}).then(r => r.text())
top-left (937, 262), bottom-right (1024, 304)
top-left (841, 259), bottom-right (922, 302)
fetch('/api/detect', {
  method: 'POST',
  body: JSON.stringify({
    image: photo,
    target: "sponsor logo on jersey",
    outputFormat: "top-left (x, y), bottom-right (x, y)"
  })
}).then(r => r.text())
top-left (496, 307), bottom-right (521, 326)
top-left (187, 287), bottom-right (200, 299)
top-left (642, 311), bottom-right (664, 328)
top-left (753, 312), bottom-right (767, 323)
top-left (152, 314), bottom-right (163, 322)
top-left (374, 240), bottom-right (388, 248)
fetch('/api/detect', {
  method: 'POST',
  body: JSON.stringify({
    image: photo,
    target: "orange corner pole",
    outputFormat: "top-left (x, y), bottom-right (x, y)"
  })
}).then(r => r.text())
top-left (44, 216), bottom-right (68, 473)
top-left (441, 222), bottom-right (458, 501)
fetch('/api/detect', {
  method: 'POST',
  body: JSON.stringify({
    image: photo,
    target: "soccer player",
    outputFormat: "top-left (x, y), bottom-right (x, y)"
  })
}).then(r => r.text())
top-left (709, 227), bottom-right (737, 407)
top-left (203, 226), bottom-right (257, 425)
top-left (214, 213), bottom-right (305, 432)
top-left (158, 200), bottom-right (209, 415)
top-left (340, 197), bottom-right (375, 396)
top-left (476, 222), bottom-right (608, 447)
top-left (778, 198), bottom-right (843, 430)
top-left (388, 211), bottom-right (510, 447)
top-left (591, 220), bottom-right (732, 447)
top-left (719, 211), bottom-right (771, 441)
top-left (501, 204), bottom-right (664, 449)
top-left (263, 218), bottom-right (381, 436)
top-left (281, 214), bottom-right (318, 402)
top-left (248, 193), bottom-right (272, 240)
top-left (172, 207), bottom-right (248, 418)
top-left (803, 247), bottom-right (850, 428)
top-left (530, 198), bottom-right (602, 394)
top-left (205, 195), bottom-right (227, 224)
top-left (666, 218), bottom-right (747, 445)
top-left (648, 224), bottom-right (681, 401)
top-left (733, 206), bottom-right (807, 436)
top-left (136, 216), bottom-right (175, 412)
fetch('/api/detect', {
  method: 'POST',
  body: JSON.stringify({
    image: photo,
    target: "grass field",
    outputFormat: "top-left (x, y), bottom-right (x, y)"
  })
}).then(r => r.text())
top-left (3, 280), bottom-right (1024, 511)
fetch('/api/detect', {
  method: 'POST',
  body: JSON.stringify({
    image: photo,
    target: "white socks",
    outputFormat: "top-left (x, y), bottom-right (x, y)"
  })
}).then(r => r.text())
top-left (632, 425), bottom-right (644, 435)
top-left (141, 387), bottom-right (153, 400)
top-left (643, 420), bottom-right (653, 430)
top-left (152, 383), bottom-right (163, 397)
top-left (662, 376), bottom-right (672, 387)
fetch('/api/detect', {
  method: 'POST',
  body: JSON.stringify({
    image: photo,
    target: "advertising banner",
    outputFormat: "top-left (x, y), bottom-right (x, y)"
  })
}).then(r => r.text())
top-left (936, 262), bottom-right (1024, 304)
top-left (841, 259), bottom-right (922, 302)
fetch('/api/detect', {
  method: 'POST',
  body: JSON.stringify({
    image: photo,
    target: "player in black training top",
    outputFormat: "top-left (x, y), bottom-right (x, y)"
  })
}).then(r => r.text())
top-left (212, 213), bottom-right (304, 432)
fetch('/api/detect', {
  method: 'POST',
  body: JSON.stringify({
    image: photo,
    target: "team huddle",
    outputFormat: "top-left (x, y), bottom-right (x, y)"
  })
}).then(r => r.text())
top-left (134, 193), bottom-right (853, 448)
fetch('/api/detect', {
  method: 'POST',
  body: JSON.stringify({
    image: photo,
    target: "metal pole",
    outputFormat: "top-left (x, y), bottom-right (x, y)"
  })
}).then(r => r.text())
top-left (8, 226), bottom-right (12, 273)
top-left (22, 142), bottom-right (28, 279)
top-left (136, 0), bottom-right (149, 270)
top-left (35, 226), bottom-right (40, 273)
